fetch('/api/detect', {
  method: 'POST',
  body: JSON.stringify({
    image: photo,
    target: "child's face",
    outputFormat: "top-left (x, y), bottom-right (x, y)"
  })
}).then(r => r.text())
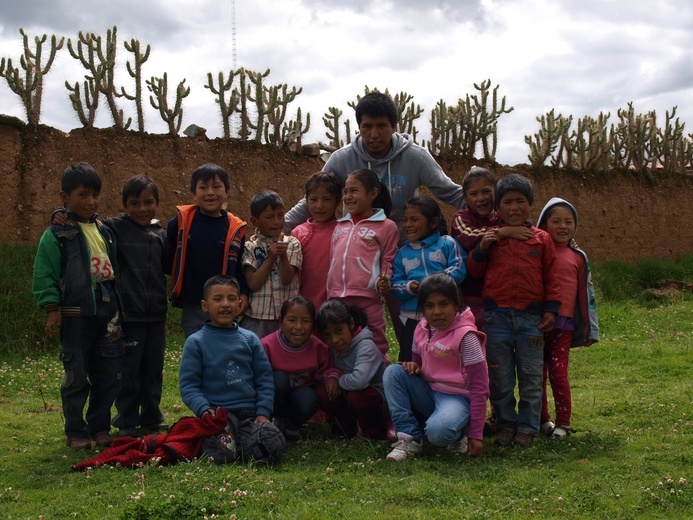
top-left (251, 205), bottom-right (285, 238)
top-left (125, 187), bottom-right (158, 227)
top-left (192, 175), bottom-right (228, 217)
top-left (402, 206), bottom-right (437, 243)
top-left (497, 190), bottom-right (531, 226)
top-left (281, 304), bottom-right (314, 346)
top-left (343, 176), bottom-right (377, 216)
top-left (464, 178), bottom-right (495, 218)
top-left (423, 292), bottom-right (458, 331)
top-left (201, 284), bottom-right (242, 328)
top-left (307, 186), bottom-right (338, 223)
top-left (61, 184), bottom-right (100, 223)
top-left (544, 206), bottom-right (575, 245)
top-left (321, 320), bottom-right (354, 354)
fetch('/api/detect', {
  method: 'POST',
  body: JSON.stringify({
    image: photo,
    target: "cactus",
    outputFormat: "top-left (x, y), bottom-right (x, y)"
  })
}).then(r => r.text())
top-left (204, 69), bottom-right (240, 139)
top-left (0, 28), bottom-right (64, 127)
top-left (571, 112), bottom-right (610, 171)
top-left (657, 106), bottom-right (686, 173)
top-left (67, 26), bottom-right (131, 130)
top-left (234, 68), bottom-right (251, 140)
top-left (147, 73), bottom-right (190, 135)
top-left (469, 79), bottom-right (513, 162)
top-left (119, 38), bottom-right (151, 132)
top-left (323, 106), bottom-right (344, 148)
top-left (614, 102), bottom-right (657, 172)
top-left (524, 109), bottom-right (571, 167)
top-left (65, 77), bottom-right (99, 128)
top-left (265, 83), bottom-right (303, 146)
top-left (392, 90), bottom-right (424, 138)
top-left (245, 68), bottom-right (271, 142)
top-left (282, 107), bottom-right (311, 148)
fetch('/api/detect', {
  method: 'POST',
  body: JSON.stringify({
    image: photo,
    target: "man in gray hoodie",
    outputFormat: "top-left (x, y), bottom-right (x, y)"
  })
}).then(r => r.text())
top-left (284, 92), bottom-right (465, 240)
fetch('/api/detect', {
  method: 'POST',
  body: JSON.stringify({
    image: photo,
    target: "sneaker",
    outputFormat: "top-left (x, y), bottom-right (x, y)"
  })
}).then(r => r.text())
top-left (142, 422), bottom-right (170, 434)
top-left (118, 427), bottom-right (139, 438)
top-left (92, 431), bottom-right (112, 448)
top-left (386, 432), bottom-right (423, 461)
top-left (494, 427), bottom-right (515, 447)
top-left (512, 430), bottom-right (535, 447)
top-left (66, 437), bottom-right (92, 451)
top-left (540, 420), bottom-right (555, 437)
top-left (483, 417), bottom-right (500, 437)
top-left (446, 436), bottom-right (468, 453)
top-left (549, 425), bottom-right (570, 440)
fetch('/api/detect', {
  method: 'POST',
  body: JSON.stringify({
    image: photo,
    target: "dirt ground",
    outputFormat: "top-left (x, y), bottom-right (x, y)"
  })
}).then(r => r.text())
top-left (2, 117), bottom-right (692, 264)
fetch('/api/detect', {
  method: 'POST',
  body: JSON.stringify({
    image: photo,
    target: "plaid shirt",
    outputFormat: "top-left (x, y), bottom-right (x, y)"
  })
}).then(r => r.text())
top-left (242, 232), bottom-right (302, 320)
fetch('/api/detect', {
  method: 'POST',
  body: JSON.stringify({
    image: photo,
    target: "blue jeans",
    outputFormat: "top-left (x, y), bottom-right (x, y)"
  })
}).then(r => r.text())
top-left (272, 371), bottom-right (319, 429)
top-left (383, 364), bottom-right (471, 445)
top-left (484, 309), bottom-right (544, 436)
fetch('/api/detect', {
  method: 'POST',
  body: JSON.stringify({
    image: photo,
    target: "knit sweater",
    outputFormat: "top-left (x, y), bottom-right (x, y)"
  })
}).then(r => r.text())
top-left (261, 330), bottom-right (333, 388)
top-left (179, 323), bottom-right (274, 419)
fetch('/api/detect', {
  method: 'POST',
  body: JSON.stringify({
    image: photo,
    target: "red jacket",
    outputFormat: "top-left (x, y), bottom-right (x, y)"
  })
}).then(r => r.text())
top-left (467, 224), bottom-right (561, 315)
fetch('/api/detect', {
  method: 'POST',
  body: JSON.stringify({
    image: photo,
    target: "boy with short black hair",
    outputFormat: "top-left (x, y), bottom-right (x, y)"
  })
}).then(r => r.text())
top-left (33, 163), bottom-right (124, 450)
top-left (179, 274), bottom-right (285, 462)
top-left (467, 173), bottom-right (561, 447)
top-left (165, 163), bottom-right (248, 338)
top-left (242, 190), bottom-right (302, 339)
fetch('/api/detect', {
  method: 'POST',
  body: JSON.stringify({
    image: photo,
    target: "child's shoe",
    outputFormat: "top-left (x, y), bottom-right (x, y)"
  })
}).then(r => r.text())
top-left (118, 427), bottom-right (139, 438)
top-left (66, 437), bottom-right (92, 451)
top-left (446, 436), bottom-right (468, 454)
top-left (494, 427), bottom-right (515, 447)
top-left (92, 431), bottom-right (112, 448)
top-left (549, 425), bottom-right (570, 440)
top-left (387, 432), bottom-right (423, 461)
top-left (540, 420), bottom-right (555, 437)
top-left (512, 430), bottom-right (535, 447)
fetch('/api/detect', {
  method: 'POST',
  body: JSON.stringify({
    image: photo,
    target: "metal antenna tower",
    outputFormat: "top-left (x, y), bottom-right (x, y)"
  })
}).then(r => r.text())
top-left (231, 0), bottom-right (237, 68)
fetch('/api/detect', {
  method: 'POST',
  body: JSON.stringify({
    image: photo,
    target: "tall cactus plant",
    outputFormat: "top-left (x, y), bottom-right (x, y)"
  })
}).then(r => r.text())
top-left (0, 28), bottom-right (64, 127)
top-left (245, 68), bottom-right (271, 142)
top-left (147, 73), bottom-right (190, 135)
top-left (119, 38), bottom-right (151, 132)
top-left (65, 77), bottom-right (99, 128)
top-left (265, 83), bottom-right (303, 146)
top-left (67, 26), bottom-right (131, 130)
top-left (204, 69), bottom-right (240, 139)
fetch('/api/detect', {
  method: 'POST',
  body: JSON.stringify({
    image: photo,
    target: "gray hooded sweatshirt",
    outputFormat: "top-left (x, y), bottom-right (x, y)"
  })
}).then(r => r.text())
top-left (285, 133), bottom-right (465, 241)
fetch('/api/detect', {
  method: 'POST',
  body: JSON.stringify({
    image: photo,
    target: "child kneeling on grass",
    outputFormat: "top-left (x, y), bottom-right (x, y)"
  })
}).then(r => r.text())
top-left (384, 272), bottom-right (489, 461)
top-left (179, 274), bottom-right (285, 463)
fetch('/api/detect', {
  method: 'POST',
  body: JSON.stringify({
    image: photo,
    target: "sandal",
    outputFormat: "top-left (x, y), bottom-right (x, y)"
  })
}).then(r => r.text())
top-left (549, 425), bottom-right (570, 440)
top-left (540, 420), bottom-right (555, 436)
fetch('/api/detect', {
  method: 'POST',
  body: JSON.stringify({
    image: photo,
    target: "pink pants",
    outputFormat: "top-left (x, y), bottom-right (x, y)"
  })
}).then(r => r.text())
top-left (541, 329), bottom-right (572, 427)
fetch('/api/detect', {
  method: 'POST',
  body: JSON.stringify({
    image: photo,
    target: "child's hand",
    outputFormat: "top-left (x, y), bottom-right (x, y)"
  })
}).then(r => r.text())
top-left (467, 438), bottom-right (483, 457)
top-left (401, 361), bottom-right (421, 375)
top-left (499, 226), bottom-right (533, 241)
top-left (45, 311), bottom-right (60, 337)
top-left (254, 415), bottom-right (270, 424)
top-left (479, 229), bottom-right (500, 252)
top-left (269, 234), bottom-right (288, 258)
top-left (408, 280), bottom-right (421, 295)
top-left (376, 276), bottom-right (390, 296)
top-left (51, 209), bottom-right (69, 226)
top-left (538, 312), bottom-right (555, 332)
top-left (326, 378), bottom-right (341, 401)
top-left (202, 408), bottom-right (217, 418)
top-left (239, 293), bottom-right (249, 315)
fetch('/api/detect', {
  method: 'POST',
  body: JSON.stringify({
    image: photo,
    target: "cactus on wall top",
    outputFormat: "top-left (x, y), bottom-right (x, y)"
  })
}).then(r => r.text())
top-left (204, 69), bottom-right (240, 139)
top-left (119, 38), bottom-right (151, 132)
top-left (265, 83), bottom-right (303, 146)
top-left (245, 68), bottom-right (272, 142)
top-left (147, 73), bottom-right (190, 135)
top-left (67, 26), bottom-right (131, 130)
top-left (0, 28), bottom-right (64, 127)
top-left (65, 77), bottom-right (100, 128)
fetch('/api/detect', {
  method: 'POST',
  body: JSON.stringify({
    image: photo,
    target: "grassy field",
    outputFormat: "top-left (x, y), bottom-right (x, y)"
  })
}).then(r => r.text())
top-left (0, 246), bottom-right (690, 519)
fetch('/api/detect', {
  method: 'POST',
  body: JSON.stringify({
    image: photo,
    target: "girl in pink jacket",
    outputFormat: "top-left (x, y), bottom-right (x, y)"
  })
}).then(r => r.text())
top-left (326, 169), bottom-right (399, 360)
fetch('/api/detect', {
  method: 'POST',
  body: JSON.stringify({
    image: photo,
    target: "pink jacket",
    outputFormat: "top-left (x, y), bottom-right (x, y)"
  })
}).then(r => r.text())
top-left (326, 209), bottom-right (399, 299)
top-left (291, 218), bottom-right (337, 310)
top-left (413, 308), bottom-right (489, 440)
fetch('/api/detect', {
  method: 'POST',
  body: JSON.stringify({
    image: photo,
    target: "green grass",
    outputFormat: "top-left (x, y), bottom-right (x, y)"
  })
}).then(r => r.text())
top-left (1, 246), bottom-right (691, 518)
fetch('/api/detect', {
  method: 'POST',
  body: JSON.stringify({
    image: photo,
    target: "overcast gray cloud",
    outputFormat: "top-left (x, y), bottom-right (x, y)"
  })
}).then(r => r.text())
top-left (1, 0), bottom-right (692, 165)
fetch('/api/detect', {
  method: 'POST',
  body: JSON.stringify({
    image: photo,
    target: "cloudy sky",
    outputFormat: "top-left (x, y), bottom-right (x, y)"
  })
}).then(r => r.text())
top-left (1, 0), bottom-right (692, 165)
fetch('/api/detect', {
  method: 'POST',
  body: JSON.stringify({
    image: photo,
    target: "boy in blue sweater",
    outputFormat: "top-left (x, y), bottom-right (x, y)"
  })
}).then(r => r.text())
top-left (179, 275), bottom-right (285, 462)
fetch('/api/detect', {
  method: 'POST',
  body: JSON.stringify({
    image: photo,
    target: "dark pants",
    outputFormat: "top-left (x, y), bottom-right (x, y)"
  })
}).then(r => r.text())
top-left (60, 291), bottom-right (124, 439)
top-left (272, 370), bottom-right (320, 429)
top-left (317, 385), bottom-right (388, 440)
top-left (112, 321), bottom-right (166, 429)
top-left (398, 318), bottom-right (420, 362)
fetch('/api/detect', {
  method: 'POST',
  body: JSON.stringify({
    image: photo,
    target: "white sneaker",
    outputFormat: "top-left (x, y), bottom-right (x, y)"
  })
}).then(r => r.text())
top-left (387, 432), bottom-right (423, 462)
top-left (446, 436), bottom-right (468, 453)
top-left (540, 420), bottom-right (555, 436)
